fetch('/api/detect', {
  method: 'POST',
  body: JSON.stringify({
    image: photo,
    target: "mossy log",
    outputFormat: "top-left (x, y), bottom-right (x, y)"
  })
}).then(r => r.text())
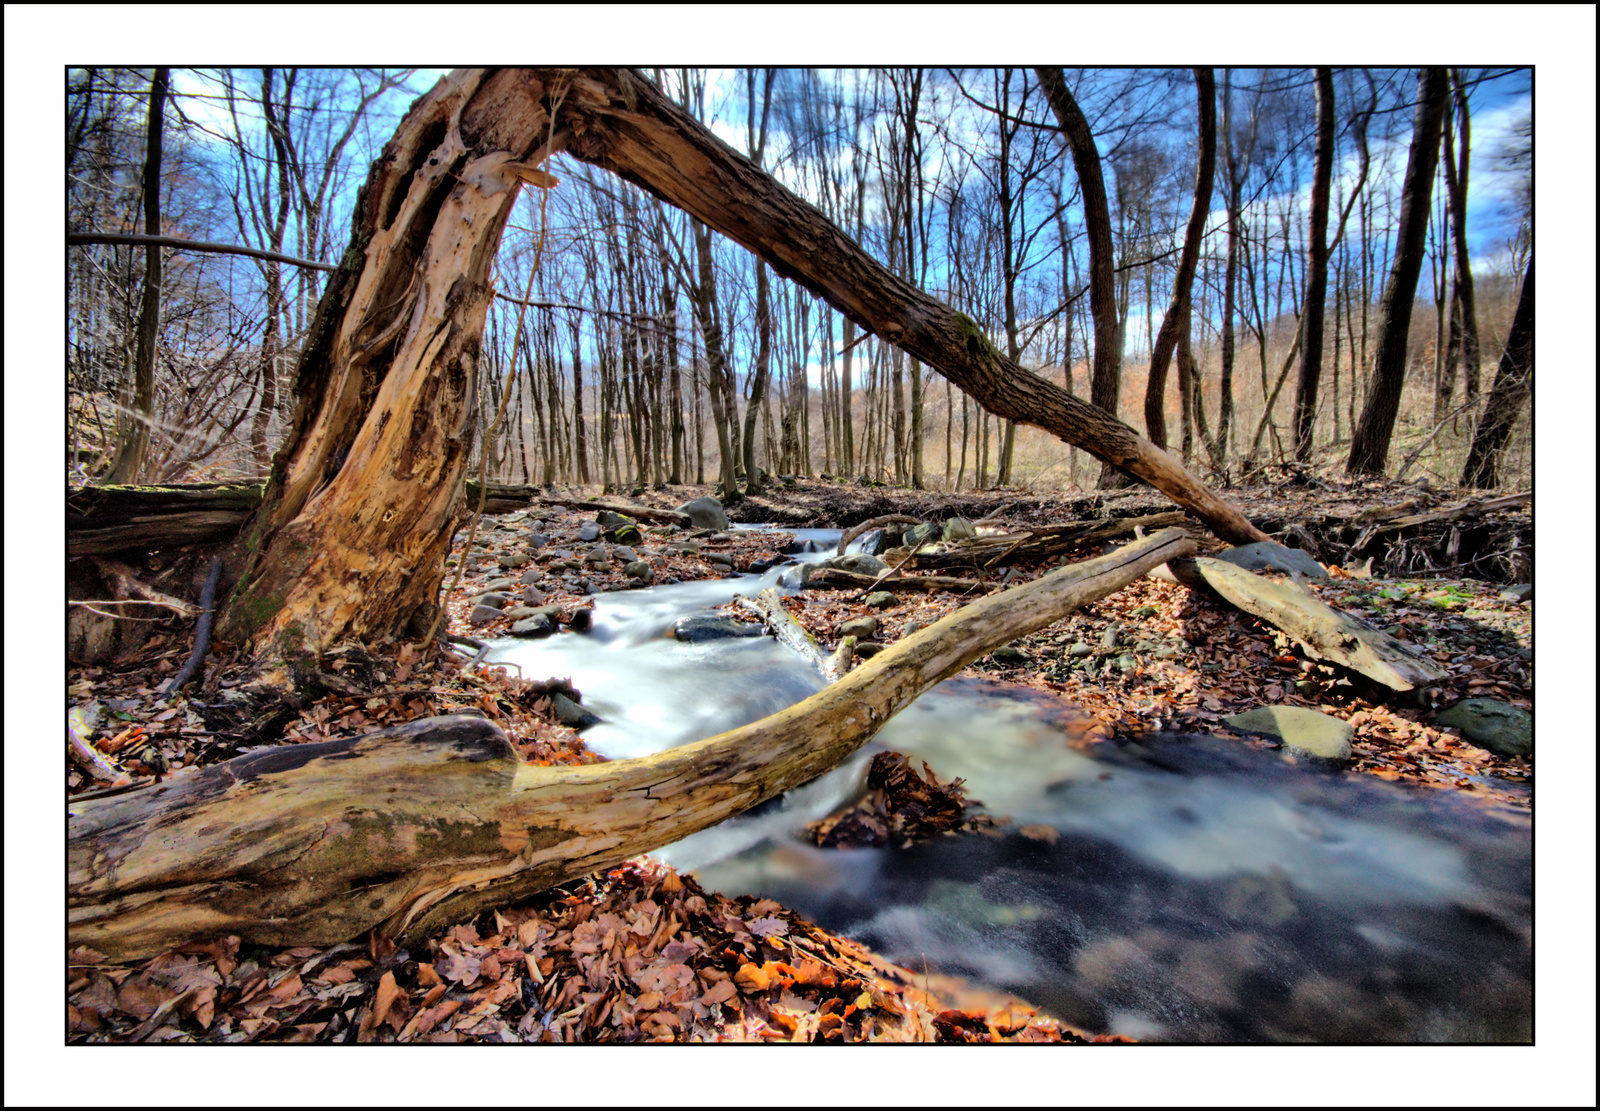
top-left (890, 511), bottom-right (1189, 570)
top-left (68, 527), bottom-right (1195, 962)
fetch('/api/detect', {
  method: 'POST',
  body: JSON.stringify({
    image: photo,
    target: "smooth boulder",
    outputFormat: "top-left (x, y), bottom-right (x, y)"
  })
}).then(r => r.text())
top-left (677, 496), bottom-right (729, 531)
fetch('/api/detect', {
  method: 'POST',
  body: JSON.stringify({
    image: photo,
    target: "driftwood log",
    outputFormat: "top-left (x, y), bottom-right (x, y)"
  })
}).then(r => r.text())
top-left (736, 586), bottom-right (850, 683)
top-left (69, 527), bottom-right (1195, 961)
top-left (803, 568), bottom-right (1002, 595)
top-left (890, 511), bottom-right (1189, 570)
top-left (1168, 556), bottom-right (1447, 691)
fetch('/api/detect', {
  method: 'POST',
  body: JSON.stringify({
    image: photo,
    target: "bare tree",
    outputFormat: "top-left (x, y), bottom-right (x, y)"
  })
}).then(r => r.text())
top-left (1346, 68), bottom-right (1451, 475)
top-left (1459, 259), bottom-right (1532, 488)
top-left (1291, 67), bottom-right (1336, 461)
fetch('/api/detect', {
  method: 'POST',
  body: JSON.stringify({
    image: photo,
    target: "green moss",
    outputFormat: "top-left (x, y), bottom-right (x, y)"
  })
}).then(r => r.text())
top-left (952, 311), bottom-right (1002, 362)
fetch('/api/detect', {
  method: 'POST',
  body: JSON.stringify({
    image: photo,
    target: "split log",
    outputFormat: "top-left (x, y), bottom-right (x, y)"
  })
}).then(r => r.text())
top-left (803, 568), bottom-right (1001, 595)
top-left (1374, 490), bottom-right (1530, 532)
top-left (69, 527), bottom-right (1195, 961)
top-left (68, 483), bottom-right (266, 556)
top-left (1168, 556), bottom-right (1447, 691)
top-left (735, 587), bottom-right (843, 682)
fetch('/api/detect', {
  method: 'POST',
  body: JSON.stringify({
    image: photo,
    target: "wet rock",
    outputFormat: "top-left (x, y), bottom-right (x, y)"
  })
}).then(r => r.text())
top-left (567, 608), bottom-right (593, 634)
top-left (1215, 541), bottom-right (1327, 579)
top-left (1226, 706), bottom-right (1354, 763)
top-left (863, 591), bottom-right (898, 610)
top-left (942, 516), bottom-right (976, 542)
top-left (840, 616), bottom-right (879, 640)
top-left (677, 496), bottom-right (729, 531)
top-left (550, 691), bottom-right (601, 730)
top-left (1435, 698), bottom-right (1531, 757)
top-left (509, 614), bottom-right (554, 638)
top-left (674, 615), bottom-right (763, 642)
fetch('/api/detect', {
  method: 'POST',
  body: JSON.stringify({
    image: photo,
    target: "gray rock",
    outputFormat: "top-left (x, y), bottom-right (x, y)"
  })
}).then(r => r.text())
top-left (1068, 642), bottom-right (1093, 658)
top-left (522, 585), bottom-right (546, 606)
top-left (674, 615), bottom-right (763, 643)
top-left (582, 548), bottom-right (611, 565)
top-left (664, 540), bottom-right (701, 555)
top-left (1215, 541), bottom-right (1327, 579)
top-left (578, 522), bottom-right (603, 541)
top-left (468, 604), bottom-right (503, 626)
top-left (470, 591), bottom-right (513, 610)
top-left (863, 591), bottom-right (898, 609)
top-left (550, 691), bottom-right (601, 730)
top-left (481, 577), bottom-right (518, 592)
top-left (610, 545), bottom-right (638, 562)
top-left (905, 523), bottom-right (941, 548)
top-left (1435, 698), bottom-right (1532, 757)
top-left (677, 496), bottom-right (729, 531)
top-left (1100, 622), bottom-right (1124, 649)
top-left (704, 552), bottom-right (734, 567)
top-left (1497, 583), bottom-right (1533, 603)
top-left (567, 608), bottom-right (593, 633)
top-left (942, 516), bottom-right (976, 542)
top-left (526, 533), bottom-right (550, 549)
top-left (624, 560), bottom-right (653, 581)
top-left (840, 616), bottom-right (879, 640)
top-left (827, 552), bottom-right (889, 576)
top-left (902, 620), bottom-right (927, 638)
top-left (991, 645), bottom-right (1028, 666)
top-left (509, 614), bottom-right (554, 638)
top-left (497, 553), bottom-right (531, 569)
top-left (1226, 706), bottom-right (1354, 762)
top-left (545, 549), bottom-right (574, 561)
top-left (854, 642), bottom-right (886, 658)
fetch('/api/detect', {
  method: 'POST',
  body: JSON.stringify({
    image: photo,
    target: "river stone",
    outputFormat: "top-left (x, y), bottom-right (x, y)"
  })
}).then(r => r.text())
top-left (545, 549), bottom-right (574, 561)
top-left (854, 642), bottom-right (886, 658)
top-left (481, 577), bottom-right (518, 592)
top-left (828, 552), bottom-right (889, 576)
top-left (1435, 698), bottom-right (1532, 757)
top-left (610, 545), bottom-right (638, 562)
top-left (1114, 653), bottom-right (1139, 673)
top-left (704, 551), bottom-right (734, 567)
top-left (568, 608), bottom-right (593, 633)
top-left (509, 614), bottom-right (554, 638)
top-left (1215, 541), bottom-right (1328, 579)
top-left (578, 521), bottom-right (603, 541)
top-left (665, 540), bottom-right (701, 555)
top-left (468, 604), bottom-right (503, 627)
top-left (991, 645), bottom-right (1028, 666)
top-left (526, 533), bottom-right (550, 549)
top-left (677, 496), bottom-right (729, 530)
top-left (674, 615), bottom-right (763, 642)
top-left (497, 553), bottom-right (531, 569)
top-left (1226, 706), bottom-right (1354, 762)
top-left (906, 523), bottom-right (941, 548)
top-left (522, 585), bottom-right (546, 606)
top-left (1497, 583), bottom-right (1532, 603)
top-left (550, 692), bottom-right (601, 729)
top-left (624, 560), bottom-right (653, 581)
top-left (1101, 622), bottom-right (1124, 649)
top-left (840, 616), bottom-right (879, 640)
top-left (1068, 642), bottom-right (1093, 657)
top-left (863, 591), bottom-right (898, 609)
top-left (942, 516), bottom-right (976, 542)
top-left (471, 591), bottom-right (513, 609)
top-left (582, 548), bottom-right (610, 565)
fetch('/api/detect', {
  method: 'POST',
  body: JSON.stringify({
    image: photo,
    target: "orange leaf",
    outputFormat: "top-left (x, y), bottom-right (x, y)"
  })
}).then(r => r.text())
top-left (700, 979), bottom-right (737, 1006)
top-left (733, 964), bottom-right (771, 992)
top-left (371, 971), bottom-right (401, 1028)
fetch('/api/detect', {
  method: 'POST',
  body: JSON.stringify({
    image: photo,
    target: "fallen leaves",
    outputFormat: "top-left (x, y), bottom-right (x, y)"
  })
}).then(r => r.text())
top-left (807, 751), bottom-right (999, 848)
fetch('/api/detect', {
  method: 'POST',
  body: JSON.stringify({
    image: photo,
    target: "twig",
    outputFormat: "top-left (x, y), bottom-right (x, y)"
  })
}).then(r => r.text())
top-left (161, 556), bottom-right (223, 702)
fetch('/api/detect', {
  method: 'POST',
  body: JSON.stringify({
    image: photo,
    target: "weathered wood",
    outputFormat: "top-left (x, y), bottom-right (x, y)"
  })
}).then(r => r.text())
top-left (736, 587), bottom-right (842, 681)
top-left (68, 527), bottom-right (1195, 961)
top-left (1168, 556), bottom-right (1447, 691)
top-left (68, 484), bottom-right (267, 556)
top-left (1376, 491), bottom-right (1530, 532)
top-left (462, 482), bottom-right (691, 525)
top-left (804, 568), bottom-right (1001, 595)
top-left (835, 514), bottom-right (922, 556)
top-left (891, 512), bottom-right (1189, 570)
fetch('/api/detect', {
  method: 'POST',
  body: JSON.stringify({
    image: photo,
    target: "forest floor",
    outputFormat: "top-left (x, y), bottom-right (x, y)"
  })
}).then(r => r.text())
top-left (66, 476), bottom-right (1532, 1043)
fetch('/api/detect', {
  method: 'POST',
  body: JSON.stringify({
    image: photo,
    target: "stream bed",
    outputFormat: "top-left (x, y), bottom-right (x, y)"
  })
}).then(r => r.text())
top-left (487, 526), bottom-right (1532, 1042)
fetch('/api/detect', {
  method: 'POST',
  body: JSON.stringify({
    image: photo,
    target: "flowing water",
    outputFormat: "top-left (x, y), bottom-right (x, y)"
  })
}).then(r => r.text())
top-left (487, 526), bottom-right (1532, 1042)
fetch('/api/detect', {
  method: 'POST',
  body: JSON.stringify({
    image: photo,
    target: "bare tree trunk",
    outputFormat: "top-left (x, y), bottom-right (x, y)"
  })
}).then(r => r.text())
top-left (1143, 69), bottom-right (1216, 452)
top-left (1293, 68), bottom-right (1336, 462)
top-left (691, 219), bottom-right (741, 502)
top-left (1347, 68), bottom-right (1450, 476)
top-left (1460, 259), bottom-right (1532, 488)
top-left (1034, 69), bottom-right (1124, 490)
top-left (1444, 68), bottom-right (1482, 406)
top-left (105, 67), bottom-right (168, 486)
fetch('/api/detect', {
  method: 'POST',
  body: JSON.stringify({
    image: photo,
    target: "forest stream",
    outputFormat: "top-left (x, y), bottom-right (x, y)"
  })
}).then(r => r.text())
top-left (487, 526), bottom-right (1532, 1043)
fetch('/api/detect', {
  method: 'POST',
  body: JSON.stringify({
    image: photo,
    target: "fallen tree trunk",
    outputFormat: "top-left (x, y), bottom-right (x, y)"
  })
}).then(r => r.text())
top-left (69, 527), bottom-right (1195, 961)
top-left (736, 586), bottom-right (847, 682)
top-left (1168, 556), bottom-right (1447, 691)
top-left (803, 568), bottom-right (1001, 595)
top-left (891, 511), bottom-right (1190, 570)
